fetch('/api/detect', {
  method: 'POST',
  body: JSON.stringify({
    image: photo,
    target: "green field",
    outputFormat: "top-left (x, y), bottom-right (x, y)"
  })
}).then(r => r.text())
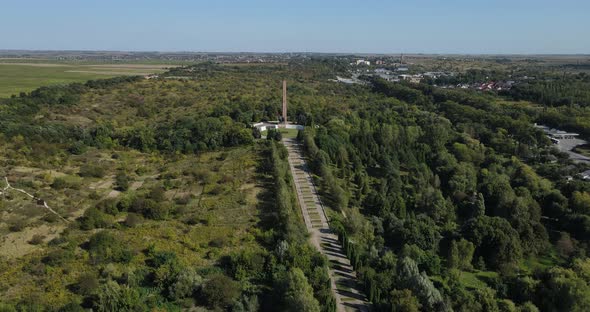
top-left (0, 61), bottom-right (177, 98)
top-left (261, 128), bottom-right (300, 139)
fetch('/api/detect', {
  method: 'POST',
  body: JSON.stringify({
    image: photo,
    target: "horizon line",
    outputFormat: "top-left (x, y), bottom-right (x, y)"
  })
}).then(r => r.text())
top-left (0, 49), bottom-right (589, 57)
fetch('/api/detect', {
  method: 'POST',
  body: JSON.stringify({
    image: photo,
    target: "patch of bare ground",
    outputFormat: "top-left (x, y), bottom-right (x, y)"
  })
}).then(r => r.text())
top-left (130, 181), bottom-right (143, 191)
top-left (0, 224), bottom-right (64, 258)
top-left (49, 114), bottom-right (94, 126)
top-left (11, 167), bottom-right (67, 178)
top-left (89, 177), bottom-right (114, 190)
top-left (106, 190), bottom-right (121, 198)
top-left (241, 183), bottom-right (261, 204)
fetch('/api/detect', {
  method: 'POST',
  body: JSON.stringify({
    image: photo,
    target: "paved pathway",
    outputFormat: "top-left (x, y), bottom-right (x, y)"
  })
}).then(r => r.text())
top-left (283, 138), bottom-right (370, 312)
top-left (555, 138), bottom-right (590, 163)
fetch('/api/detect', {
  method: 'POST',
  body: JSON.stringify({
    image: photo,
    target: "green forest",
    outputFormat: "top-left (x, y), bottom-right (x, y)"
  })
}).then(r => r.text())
top-left (1, 60), bottom-right (590, 311)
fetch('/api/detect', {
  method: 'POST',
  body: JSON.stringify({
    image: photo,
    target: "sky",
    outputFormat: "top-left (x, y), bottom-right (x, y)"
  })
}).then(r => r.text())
top-left (1, 0), bottom-right (589, 54)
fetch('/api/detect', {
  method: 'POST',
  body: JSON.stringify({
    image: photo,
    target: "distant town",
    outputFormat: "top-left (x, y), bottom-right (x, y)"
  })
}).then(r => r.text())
top-left (336, 56), bottom-right (527, 92)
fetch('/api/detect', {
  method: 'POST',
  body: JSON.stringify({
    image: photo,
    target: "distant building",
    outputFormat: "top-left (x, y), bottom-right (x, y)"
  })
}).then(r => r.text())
top-left (252, 122), bottom-right (278, 132)
top-left (355, 59), bottom-right (371, 66)
top-left (375, 68), bottom-right (391, 74)
top-left (335, 76), bottom-right (359, 84)
top-left (399, 74), bottom-right (422, 83)
top-left (423, 72), bottom-right (447, 79)
top-left (409, 77), bottom-right (422, 84)
top-left (534, 124), bottom-right (580, 140)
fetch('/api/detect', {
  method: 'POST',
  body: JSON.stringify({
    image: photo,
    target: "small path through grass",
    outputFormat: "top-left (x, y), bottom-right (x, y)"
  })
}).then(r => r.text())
top-left (283, 138), bottom-right (370, 312)
top-left (1, 177), bottom-right (69, 223)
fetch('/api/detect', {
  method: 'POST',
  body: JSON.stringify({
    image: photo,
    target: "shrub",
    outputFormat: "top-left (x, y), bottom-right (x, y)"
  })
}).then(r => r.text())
top-left (168, 268), bottom-right (203, 301)
top-left (135, 166), bottom-right (148, 175)
top-left (96, 198), bottom-right (119, 215)
top-left (23, 260), bottom-right (46, 276)
top-left (219, 174), bottom-right (234, 184)
top-left (68, 141), bottom-right (87, 155)
top-left (88, 191), bottom-right (101, 200)
top-left (184, 215), bottom-right (200, 225)
top-left (93, 280), bottom-right (143, 312)
top-left (252, 127), bottom-right (261, 139)
top-left (117, 194), bottom-right (135, 212)
top-left (124, 213), bottom-right (142, 228)
top-left (29, 234), bottom-right (45, 245)
top-left (284, 268), bottom-right (320, 312)
top-left (115, 172), bottom-right (130, 191)
top-left (390, 289), bottom-right (421, 312)
top-left (48, 235), bottom-right (68, 246)
top-left (8, 219), bottom-right (26, 232)
top-left (87, 231), bottom-right (133, 264)
top-left (148, 185), bottom-right (166, 202)
top-left (79, 208), bottom-right (112, 230)
top-left (208, 185), bottom-right (224, 195)
top-left (175, 195), bottom-right (191, 205)
top-left (59, 302), bottom-right (85, 312)
top-left (201, 274), bottom-right (240, 309)
top-left (79, 164), bottom-right (106, 178)
top-left (145, 201), bottom-right (169, 220)
top-left (132, 197), bottom-right (169, 220)
top-left (273, 130), bottom-right (282, 141)
top-left (43, 248), bottom-right (74, 266)
top-left (144, 249), bottom-right (176, 267)
top-left (209, 237), bottom-right (227, 248)
top-left (51, 177), bottom-right (68, 190)
top-left (73, 273), bottom-right (100, 296)
top-left (42, 213), bottom-right (59, 223)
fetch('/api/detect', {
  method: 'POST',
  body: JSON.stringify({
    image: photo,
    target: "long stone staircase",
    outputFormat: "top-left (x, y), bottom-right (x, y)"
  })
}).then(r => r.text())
top-left (283, 138), bottom-right (370, 312)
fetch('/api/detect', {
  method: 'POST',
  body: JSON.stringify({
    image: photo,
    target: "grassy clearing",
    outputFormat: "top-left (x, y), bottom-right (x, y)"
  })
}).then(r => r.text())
top-left (431, 269), bottom-right (501, 291)
top-left (519, 248), bottom-right (562, 274)
top-left (279, 128), bottom-right (300, 139)
top-left (261, 128), bottom-right (300, 139)
top-left (458, 270), bottom-right (499, 289)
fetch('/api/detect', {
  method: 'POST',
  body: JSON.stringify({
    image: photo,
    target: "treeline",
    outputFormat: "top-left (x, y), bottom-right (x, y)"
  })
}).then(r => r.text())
top-left (537, 105), bottom-right (590, 139)
top-left (431, 69), bottom-right (511, 85)
top-left (0, 77), bottom-right (259, 155)
top-left (0, 76), bottom-right (140, 142)
top-left (253, 140), bottom-right (336, 312)
top-left (81, 116), bottom-right (254, 154)
top-left (299, 129), bottom-right (349, 211)
top-left (507, 73), bottom-right (590, 107)
top-left (430, 68), bottom-right (590, 108)
top-left (298, 78), bottom-right (590, 311)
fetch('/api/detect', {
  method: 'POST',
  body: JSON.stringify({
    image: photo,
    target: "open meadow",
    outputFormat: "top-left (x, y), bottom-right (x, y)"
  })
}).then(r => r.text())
top-left (0, 60), bottom-right (179, 98)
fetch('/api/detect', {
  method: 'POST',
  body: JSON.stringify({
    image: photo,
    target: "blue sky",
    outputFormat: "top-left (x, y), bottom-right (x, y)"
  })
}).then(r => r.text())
top-left (1, 0), bottom-right (588, 54)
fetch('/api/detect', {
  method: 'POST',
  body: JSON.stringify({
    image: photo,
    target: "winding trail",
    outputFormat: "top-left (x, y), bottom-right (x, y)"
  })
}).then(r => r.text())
top-left (1, 177), bottom-right (69, 223)
top-left (283, 138), bottom-right (370, 312)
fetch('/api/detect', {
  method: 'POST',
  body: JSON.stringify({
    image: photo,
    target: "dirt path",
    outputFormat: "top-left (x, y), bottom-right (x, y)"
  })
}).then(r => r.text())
top-left (1, 177), bottom-right (69, 223)
top-left (283, 138), bottom-right (370, 312)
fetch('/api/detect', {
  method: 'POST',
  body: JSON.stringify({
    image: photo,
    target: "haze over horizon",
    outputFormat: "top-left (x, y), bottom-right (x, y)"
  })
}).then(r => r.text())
top-left (1, 0), bottom-right (589, 54)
